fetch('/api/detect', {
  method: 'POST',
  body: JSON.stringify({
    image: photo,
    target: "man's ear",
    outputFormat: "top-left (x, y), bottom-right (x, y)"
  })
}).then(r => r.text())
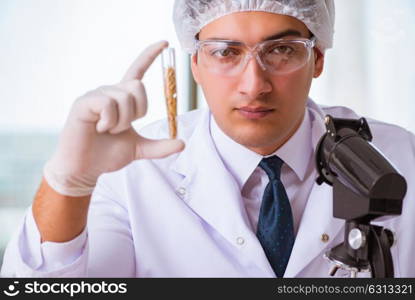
top-left (313, 48), bottom-right (325, 78)
top-left (191, 53), bottom-right (201, 84)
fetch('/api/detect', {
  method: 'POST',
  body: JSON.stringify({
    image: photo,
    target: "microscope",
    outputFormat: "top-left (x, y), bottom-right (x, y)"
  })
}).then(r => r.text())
top-left (315, 115), bottom-right (407, 278)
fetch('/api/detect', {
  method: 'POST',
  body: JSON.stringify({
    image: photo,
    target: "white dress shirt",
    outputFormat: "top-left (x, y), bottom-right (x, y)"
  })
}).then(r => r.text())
top-left (210, 109), bottom-right (316, 235)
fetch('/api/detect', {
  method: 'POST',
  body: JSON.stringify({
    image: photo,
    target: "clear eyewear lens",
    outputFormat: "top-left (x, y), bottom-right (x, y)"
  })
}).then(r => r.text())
top-left (197, 42), bottom-right (245, 76)
top-left (197, 37), bottom-right (315, 76)
top-left (260, 39), bottom-right (313, 74)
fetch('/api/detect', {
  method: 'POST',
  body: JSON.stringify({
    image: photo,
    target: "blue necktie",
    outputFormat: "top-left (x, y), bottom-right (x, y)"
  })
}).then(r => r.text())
top-left (257, 156), bottom-right (294, 277)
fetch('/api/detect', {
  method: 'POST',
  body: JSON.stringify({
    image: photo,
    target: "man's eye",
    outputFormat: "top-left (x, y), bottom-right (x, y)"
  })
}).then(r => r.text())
top-left (211, 48), bottom-right (239, 57)
top-left (271, 45), bottom-right (295, 55)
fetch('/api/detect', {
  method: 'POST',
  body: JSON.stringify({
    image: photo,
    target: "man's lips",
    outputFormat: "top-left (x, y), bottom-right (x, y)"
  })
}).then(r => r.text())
top-left (236, 106), bottom-right (274, 119)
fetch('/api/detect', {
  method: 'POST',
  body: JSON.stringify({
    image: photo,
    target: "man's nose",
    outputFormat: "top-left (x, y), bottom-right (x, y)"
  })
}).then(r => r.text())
top-left (237, 56), bottom-right (272, 99)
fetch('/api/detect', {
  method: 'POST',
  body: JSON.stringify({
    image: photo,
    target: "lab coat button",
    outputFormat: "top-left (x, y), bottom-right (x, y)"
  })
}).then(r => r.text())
top-left (236, 237), bottom-right (245, 245)
top-left (177, 187), bottom-right (186, 196)
top-left (321, 233), bottom-right (330, 243)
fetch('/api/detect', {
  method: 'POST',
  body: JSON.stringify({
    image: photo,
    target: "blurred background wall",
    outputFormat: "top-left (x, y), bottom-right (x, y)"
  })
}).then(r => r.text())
top-left (1, 0), bottom-right (414, 267)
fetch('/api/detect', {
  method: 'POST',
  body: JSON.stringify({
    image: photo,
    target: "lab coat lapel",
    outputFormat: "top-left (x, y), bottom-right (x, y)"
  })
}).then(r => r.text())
top-left (284, 100), bottom-right (345, 277)
top-left (171, 110), bottom-right (275, 276)
top-left (284, 180), bottom-right (344, 277)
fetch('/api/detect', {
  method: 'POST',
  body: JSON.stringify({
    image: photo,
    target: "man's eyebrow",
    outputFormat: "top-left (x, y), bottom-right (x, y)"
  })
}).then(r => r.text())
top-left (200, 29), bottom-right (304, 42)
top-left (263, 29), bottom-right (303, 40)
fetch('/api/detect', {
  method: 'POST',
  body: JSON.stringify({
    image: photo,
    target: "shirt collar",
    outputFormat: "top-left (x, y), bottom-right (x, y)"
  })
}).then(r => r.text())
top-left (210, 108), bottom-right (312, 187)
top-left (268, 109), bottom-right (312, 181)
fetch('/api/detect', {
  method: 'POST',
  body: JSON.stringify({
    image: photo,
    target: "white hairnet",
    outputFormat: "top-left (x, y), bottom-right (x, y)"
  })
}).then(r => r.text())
top-left (173, 0), bottom-right (335, 53)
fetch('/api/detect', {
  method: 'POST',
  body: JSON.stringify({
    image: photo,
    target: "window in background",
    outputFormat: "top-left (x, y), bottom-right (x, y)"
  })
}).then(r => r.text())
top-left (0, 0), bottom-right (189, 265)
top-left (309, 0), bottom-right (415, 132)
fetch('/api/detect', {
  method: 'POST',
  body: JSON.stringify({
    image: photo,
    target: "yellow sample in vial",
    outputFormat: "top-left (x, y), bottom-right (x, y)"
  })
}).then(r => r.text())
top-left (161, 47), bottom-right (178, 139)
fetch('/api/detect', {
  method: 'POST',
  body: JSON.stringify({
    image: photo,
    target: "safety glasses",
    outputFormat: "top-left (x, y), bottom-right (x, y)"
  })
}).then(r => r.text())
top-left (196, 36), bottom-right (316, 76)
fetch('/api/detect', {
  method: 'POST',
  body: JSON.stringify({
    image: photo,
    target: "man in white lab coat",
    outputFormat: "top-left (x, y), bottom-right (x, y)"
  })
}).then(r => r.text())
top-left (2, 0), bottom-right (415, 277)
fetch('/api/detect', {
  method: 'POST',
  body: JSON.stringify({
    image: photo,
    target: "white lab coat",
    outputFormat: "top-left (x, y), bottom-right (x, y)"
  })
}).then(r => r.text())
top-left (2, 99), bottom-right (415, 277)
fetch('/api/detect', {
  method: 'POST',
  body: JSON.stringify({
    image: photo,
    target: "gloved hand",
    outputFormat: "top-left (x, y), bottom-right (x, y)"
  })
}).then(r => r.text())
top-left (44, 41), bottom-right (185, 197)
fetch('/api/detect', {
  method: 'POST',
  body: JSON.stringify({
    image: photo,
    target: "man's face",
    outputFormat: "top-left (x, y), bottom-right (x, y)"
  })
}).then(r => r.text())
top-left (191, 12), bottom-right (324, 155)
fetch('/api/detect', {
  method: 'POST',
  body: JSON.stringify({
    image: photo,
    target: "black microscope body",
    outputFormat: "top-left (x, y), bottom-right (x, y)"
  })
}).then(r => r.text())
top-left (315, 115), bottom-right (407, 278)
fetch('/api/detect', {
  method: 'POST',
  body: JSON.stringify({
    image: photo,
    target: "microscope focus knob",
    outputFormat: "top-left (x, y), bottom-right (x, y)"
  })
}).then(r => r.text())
top-left (348, 228), bottom-right (366, 250)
